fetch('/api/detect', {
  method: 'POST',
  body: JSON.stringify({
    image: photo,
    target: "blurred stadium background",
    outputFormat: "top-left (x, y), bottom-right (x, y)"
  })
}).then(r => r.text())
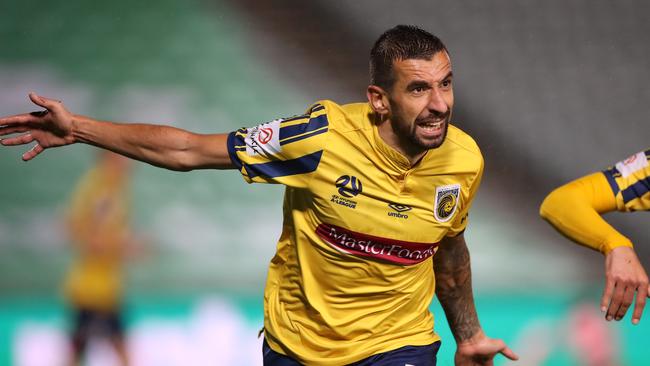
top-left (1, 0), bottom-right (648, 365)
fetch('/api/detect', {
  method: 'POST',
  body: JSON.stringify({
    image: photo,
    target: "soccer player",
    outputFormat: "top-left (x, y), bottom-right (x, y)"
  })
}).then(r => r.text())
top-left (1, 25), bottom-right (517, 365)
top-left (540, 149), bottom-right (650, 325)
top-left (64, 151), bottom-right (137, 366)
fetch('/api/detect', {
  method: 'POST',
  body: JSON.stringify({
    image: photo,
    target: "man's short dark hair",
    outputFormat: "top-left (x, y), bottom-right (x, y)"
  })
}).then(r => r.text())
top-left (370, 25), bottom-right (448, 90)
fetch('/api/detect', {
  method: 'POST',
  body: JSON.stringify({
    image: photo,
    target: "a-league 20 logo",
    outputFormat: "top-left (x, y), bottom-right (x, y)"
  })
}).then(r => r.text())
top-left (335, 175), bottom-right (363, 197)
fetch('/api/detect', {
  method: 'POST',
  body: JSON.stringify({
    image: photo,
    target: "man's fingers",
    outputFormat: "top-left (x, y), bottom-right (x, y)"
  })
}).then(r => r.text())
top-left (606, 282), bottom-right (625, 320)
top-left (601, 279), bottom-right (615, 313)
top-left (29, 92), bottom-right (48, 109)
top-left (22, 143), bottom-right (43, 161)
top-left (614, 286), bottom-right (635, 320)
top-left (0, 113), bottom-right (38, 128)
top-left (28, 92), bottom-right (61, 111)
top-left (499, 345), bottom-right (519, 361)
top-left (1, 132), bottom-right (43, 161)
top-left (492, 339), bottom-right (519, 361)
top-left (632, 285), bottom-right (649, 324)
top-left (0, 126), bottom-right (30, 138)
top-left (0, 133), bottom-right (34, 146)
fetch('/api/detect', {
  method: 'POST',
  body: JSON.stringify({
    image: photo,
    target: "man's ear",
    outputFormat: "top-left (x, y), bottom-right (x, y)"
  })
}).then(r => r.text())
top-left (367, 85), bottom-right (390, 116)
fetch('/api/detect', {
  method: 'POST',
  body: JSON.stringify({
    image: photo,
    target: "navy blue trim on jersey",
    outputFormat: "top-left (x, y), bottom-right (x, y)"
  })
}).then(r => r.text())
top-left (279, 103), bottom-right (324, 124)
top-left (281, 113), bottom-right (310, 124)
top-left (279, 114), bottom-right (329, 143)
top-left (227, 131), bottom-right (245, 169)
top-left (245, 150), bottom-right (323, 179)
top-left (645, 149), bottom-right (650, 160)
top-left (309, 104), bottom-right (325, 113)
top-left (281, 127), bottom-right (328, 146)
top-left (621, 176), bottom-right (650, 204)
top-left (602, 169), bottom-right (620, 196)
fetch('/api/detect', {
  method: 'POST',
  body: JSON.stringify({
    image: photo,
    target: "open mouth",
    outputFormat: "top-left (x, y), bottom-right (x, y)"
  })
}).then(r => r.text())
top-left (417, 119), bottom-right (446, 137)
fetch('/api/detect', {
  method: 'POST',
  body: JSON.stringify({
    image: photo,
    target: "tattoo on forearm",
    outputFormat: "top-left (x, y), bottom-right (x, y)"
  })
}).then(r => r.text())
top-left (433, 237), bottom-right (480, 342)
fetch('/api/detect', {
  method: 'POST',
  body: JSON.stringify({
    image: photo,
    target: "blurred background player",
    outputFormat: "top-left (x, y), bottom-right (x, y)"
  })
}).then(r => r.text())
top-left (64, 151), bottom-right (139, 366)
top-left (540, 149), bottom-right (650, 325)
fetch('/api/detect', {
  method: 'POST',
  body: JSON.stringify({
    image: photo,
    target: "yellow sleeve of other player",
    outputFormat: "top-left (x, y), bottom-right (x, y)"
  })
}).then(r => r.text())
top-left (227, 103), bottom-right (329, 188)
top-left (540, 172), bottom-right (633, 254)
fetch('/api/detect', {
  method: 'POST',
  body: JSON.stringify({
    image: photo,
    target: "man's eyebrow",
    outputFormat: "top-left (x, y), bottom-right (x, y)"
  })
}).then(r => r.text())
top-left (406, 71), bottom-right (454, 89)
top-left (406, 80), bottom-right (431, 90)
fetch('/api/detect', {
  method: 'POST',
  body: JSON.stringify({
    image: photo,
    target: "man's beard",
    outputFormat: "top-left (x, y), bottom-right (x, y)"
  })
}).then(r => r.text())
top-left (391, 105), bottom-right (451, 151)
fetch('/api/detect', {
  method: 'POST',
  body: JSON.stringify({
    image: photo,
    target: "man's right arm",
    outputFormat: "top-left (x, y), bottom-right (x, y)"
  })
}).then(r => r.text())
top-left (72, 115), bottom-right (233, 171)
top-left (0, 93), bottom-right (234, 171)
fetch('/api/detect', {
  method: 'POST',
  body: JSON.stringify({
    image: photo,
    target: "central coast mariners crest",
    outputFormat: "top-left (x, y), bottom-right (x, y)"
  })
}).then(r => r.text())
top-left (434, 184), bottom-right (460, 222)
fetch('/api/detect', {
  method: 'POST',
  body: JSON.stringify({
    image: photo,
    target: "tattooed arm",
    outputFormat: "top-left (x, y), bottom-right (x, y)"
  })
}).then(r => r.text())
top-left (434, 233), bottom-right (518, 365)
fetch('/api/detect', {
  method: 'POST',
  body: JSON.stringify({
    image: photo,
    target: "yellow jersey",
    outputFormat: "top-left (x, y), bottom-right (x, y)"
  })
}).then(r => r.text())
top-left (227, 100), bottom-right (484, 365)
top-left (64, 162), bottom-right (130, 311)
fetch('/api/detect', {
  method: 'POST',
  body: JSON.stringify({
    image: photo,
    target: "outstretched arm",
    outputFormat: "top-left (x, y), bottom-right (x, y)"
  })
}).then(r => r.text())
top-left (0, 93), bottom-right (233, 171)
top-left (434, 233), bottom-right (518, 365)
top-left (540, 172), bottom-right (649, 324)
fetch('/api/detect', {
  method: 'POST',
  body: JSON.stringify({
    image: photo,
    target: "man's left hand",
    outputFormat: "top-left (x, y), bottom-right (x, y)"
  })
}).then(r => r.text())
top-left (455, 330), bottom-right (518, 366)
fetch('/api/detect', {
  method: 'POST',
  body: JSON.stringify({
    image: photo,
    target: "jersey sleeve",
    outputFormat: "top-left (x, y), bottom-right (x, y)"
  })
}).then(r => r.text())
top-left (540, 172), bottom-right (633, 254)
top-left (226, 103), bottom-right (330, 188)
top-left (601, 149), bottom-right (650, 212)
top-left (446, 153), bottom-right (484, 236)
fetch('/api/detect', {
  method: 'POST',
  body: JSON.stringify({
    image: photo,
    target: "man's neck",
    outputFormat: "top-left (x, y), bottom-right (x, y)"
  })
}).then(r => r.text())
top-left (376, 120), bottom-right (427, 166)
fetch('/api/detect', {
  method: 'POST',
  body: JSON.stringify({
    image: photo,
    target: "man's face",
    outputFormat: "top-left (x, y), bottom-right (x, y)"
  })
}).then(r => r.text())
top-left (385, 51), bottom-right (454, 152)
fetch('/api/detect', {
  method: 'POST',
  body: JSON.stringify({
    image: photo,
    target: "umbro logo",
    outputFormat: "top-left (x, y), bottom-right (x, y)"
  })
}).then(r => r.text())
top-left (388, 203), bottom-right (412, 212)
top-left (388, 202), bottom-right (411, 219)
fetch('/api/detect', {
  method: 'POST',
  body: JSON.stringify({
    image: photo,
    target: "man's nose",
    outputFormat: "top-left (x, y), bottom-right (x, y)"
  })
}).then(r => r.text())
top-left (427, 88), bottom-right (448, 114)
